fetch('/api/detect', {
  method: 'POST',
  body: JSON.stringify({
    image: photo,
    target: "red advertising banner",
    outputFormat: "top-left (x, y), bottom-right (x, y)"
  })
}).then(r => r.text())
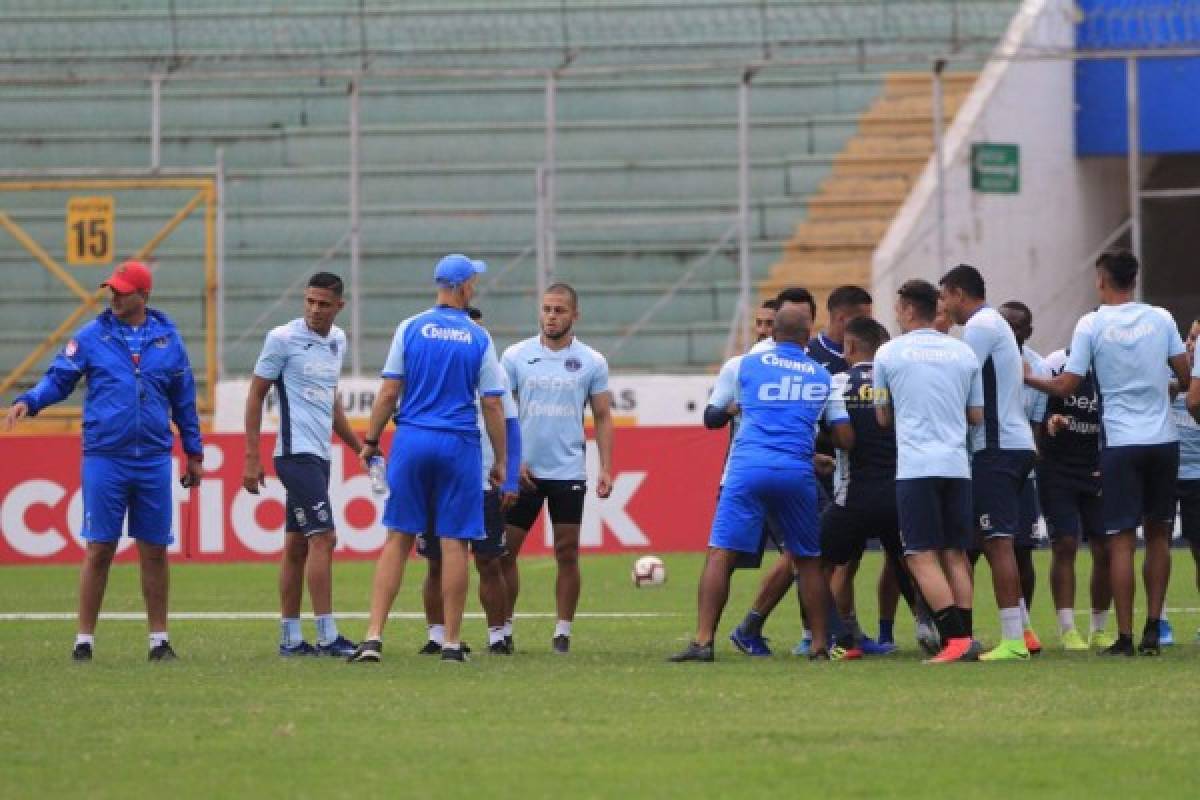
top-left (0, 428), bottom-right (724, 565)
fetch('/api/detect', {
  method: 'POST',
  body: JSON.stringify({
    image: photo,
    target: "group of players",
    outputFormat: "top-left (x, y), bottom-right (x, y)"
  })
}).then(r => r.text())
top-left (672, 251), bottom-right (1200, 663)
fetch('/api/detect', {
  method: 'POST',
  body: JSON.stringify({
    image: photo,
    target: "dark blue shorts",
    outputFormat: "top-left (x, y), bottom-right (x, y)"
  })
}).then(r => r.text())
top-left (710, 467), bottom-right (819, 558)
top-left (274, 454), bottom-right (333, 535)
top-left (896, 477), bottom-right (973, 554)
top-left (383, 426), bottom-right (484, 540)
top-left (971, 448), bottom-right (1036, 539)
top-left (1037, 466), bottom-right (1103, 542)
top-left (1016, 476), bottom-right (1039, 549)
top-left (820, 480), bottom-right (901, 566)
top-left (81, 453), bottom-right (173, 546)
top-left (417, 489), bottom-right (506, 559)
top-left (1101, 443), bottom-right (1179, 533)
top-left (1178, 479), bottom-right (1200, 545)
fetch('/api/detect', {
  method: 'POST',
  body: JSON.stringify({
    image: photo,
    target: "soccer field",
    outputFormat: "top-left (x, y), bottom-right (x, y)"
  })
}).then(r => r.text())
top-left (2, 551), bottom-right (1199, 799)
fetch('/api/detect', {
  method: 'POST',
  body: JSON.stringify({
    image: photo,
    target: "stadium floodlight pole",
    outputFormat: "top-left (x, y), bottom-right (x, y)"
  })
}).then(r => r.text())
top-left (933, 57), bottom-right (947, 271)
top-left (216, 147), bottom-right (226, 381)
top-left (737, 66), bottom-right (758, 351)
top-left (150, 73), bottom-right (163, 171)
top-left (1126, 55), bottom-right (1143, 289)
top-left (348, 77), bottom-right (363, 376)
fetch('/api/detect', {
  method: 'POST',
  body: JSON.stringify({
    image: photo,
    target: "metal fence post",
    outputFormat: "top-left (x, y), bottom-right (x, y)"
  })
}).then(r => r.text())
top-left (1126, 56), bottom-right (1142, 279)
top-left (933, 58), bottom-right (947, 271)
top-left (215, 148), bottom-right (226, 381)
top-left (543, 72), bottom-right (558, 281)
top-left (349, 78), bottom-right (363, 376)
top-left (150, 73), bottom-right (163, 171)
top-left (737, 70), bottom-right (754, 352)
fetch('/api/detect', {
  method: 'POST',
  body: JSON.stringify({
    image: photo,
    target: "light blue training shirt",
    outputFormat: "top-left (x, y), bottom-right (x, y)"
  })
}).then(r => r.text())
top-left (962, 306), bottom-right (1036, 453)
top-left (254, 318), bottom-right (346, 459)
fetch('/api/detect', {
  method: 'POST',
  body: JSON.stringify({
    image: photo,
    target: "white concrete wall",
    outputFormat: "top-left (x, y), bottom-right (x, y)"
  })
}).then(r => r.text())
top-left (873, 0), bottom-right (1130, 354)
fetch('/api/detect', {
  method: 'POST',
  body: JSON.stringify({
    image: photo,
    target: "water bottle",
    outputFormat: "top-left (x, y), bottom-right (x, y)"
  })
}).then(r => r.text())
top-left (368, 455), bottom-right (387, 495)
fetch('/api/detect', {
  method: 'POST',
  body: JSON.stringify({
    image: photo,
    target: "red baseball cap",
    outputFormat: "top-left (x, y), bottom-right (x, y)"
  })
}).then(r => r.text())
top-left (101, 260), bottom-right (153, 294)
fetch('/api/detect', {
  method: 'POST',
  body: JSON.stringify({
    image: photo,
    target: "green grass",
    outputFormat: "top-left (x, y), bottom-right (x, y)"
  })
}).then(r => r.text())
top-left (2, 551), bottom-right (1200, 799)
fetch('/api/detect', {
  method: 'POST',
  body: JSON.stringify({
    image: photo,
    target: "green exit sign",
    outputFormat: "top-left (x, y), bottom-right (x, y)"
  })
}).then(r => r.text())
top-left (971, 143), bottom-right (1019, 194)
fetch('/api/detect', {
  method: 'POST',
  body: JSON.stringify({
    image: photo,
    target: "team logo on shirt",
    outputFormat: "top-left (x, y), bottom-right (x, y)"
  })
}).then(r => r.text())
top-left (564, 357), bottom-right (582, 373)
top-left (294, 507), bottom-right (307, 527)
top-left (420, 323), bottom-right (472, 343)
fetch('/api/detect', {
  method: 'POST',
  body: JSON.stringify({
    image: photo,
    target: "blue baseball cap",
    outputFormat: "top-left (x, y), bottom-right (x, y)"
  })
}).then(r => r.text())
top-left (434, 253), bottom-right (487, 287)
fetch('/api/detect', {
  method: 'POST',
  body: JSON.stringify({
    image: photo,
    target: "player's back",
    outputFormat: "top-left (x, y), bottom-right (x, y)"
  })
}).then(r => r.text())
top-left (874, 329), bottom-right (979, 480)
top-left (963, 306), bottom-right (1035, 452)
top-left (835, 362), bottom-right (896, 486)
top-left (1066, 302), bottom-right (1183, 446)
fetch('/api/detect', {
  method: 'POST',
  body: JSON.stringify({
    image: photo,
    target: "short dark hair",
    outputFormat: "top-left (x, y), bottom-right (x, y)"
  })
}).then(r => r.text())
top-left (844, 316), bottom-right (890, 353)
top-left (827, 285), bottom-right (873, 312)
top-left (774, 286), bottom-right (817, 320)
top-left (897, 279), bottom-right (939, 321)
top-left (939, 264), bottom-right (986, 299)
top-left (308, 271), bottom-right (344, 296)
top-left (1096, 249), bottom-right (1139, 290)
top-left (466, 306), bottom-right (483, 321)
top-left (761, 298), bottom-right (781, 311)
top-left (544, 282), bottom-right (578, 309)
top-left (999, 300), bottom-right (1032, 323)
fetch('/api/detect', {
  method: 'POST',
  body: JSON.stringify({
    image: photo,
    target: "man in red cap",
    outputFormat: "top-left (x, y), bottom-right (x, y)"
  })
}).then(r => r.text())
top-left (3, 259), bottom-right (204, 662)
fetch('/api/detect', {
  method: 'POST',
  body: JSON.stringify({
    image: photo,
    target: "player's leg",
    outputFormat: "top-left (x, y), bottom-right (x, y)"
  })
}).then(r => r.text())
top-left (306, 530), bottom-right (354, 655)
top-left (976, 451), bottom-right (1033, 661)
top-left (73, 454), bottom-right (129, 659)
top-left (1098, 445), bottom-right (1143, 655)
top-left (500, 486), bottom-right (546, 649)
top-left (546, 481), bottom-right (587, 651)
top-left (475, 490), bottom-right (511, 654)
top-left (921, 478), bottom-right (977, 662)
top-left (279, 533), bottom-right (310, 652)
top-left (1137, 443), bottom-right (1179, 654)
top-left (1088, 534), bottom-right (1113, 646)
top-left (440, 539), bottom-right (471, 656)
top-left (129, 454), bottom-right (176, 661)
top-left (77, 541), bottom-right (118, 642)
top-left (877, 560), bottom-right (901, 645)
top-left (1040, 472), bottom-right (1083, 648)
top-left (1176, 479), bottom-right (1200, 642)
top-left (416, 530), bottom-right (446, 654)
top-left (432, 432), bottom-right (485, 661)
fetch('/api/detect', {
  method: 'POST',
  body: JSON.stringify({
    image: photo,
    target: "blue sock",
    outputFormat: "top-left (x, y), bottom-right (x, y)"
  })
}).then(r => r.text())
top-left (315, 614), bottom-right (339, 645)
top-left (281, 618), bottom-right (302, 647)
top-left (879, 619), bottom-right (895, 644)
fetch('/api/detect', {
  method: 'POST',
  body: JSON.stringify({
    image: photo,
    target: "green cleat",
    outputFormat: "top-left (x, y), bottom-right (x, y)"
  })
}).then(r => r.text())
top-left (980, 639), bottom-right (1030, 661)
top-left (1089, 630), bottom-right (1116, 649)
top-left (1061, 629), bottom-right (1089, 651)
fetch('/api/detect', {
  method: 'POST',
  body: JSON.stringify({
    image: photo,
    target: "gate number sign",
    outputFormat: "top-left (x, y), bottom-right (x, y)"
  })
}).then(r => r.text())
top-left (65, 196), bottom-right (114, 265)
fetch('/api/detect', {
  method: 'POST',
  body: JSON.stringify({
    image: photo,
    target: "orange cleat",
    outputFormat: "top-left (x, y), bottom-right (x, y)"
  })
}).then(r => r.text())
top-left (925, 637), bottom-right (979, 664)
top-left (1023, 628), bottom-right (1043, 656)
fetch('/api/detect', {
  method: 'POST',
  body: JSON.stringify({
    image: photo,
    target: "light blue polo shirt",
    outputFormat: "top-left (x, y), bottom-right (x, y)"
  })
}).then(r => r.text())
top-left (253, 318), bottom-right (346, 459)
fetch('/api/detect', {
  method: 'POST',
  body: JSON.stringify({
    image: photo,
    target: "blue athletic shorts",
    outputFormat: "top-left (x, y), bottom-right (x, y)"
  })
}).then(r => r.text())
top-left (896, 477), bottom-right (972, 554)
top-left (1016, 476), bottom-right (1039, 549)
top-left (709, 467), bottom-right (819, 558)
top-left (417, 489), bottom-right (506, 559)
top-left (81, 453), bottom-right (173, 546)
top-left (1101, 443), bottom-right (1179, 533)
top-left (1037, 465), bottom-right (1102, 542)
top-left (971, 448), bottom-right (1036, 538)
top-left (382, 426), bottom-right (484, 540)
top-left (273, 454), bottom-right (333, 535)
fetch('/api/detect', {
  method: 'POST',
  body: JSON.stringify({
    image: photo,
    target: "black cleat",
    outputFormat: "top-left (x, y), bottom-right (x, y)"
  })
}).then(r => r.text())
top-left (348, 639), bottom-right (382, 663)
top-left (488, 640), bottom-right (512, 655)
top-left (1138, 623), bottom-right (1161, 656)
top-left (148, 642), bottom-right (177, 662)
top-left (553, 634), bottom-right (570, 654)
top-left (440, 646), bottom-right (468, 663)
top-left (72, 642), bottom-right (93, 662)
top-left (461, 641), bottom-right (472, 655)
top-left (668, 641), bottom-right (714, 662)
top-left (417, 640), bottom-right (442, 655)
top-left (504, 634), bottom-right (514, 653)
top-left (1099, 636), bottom-right (1136, 657)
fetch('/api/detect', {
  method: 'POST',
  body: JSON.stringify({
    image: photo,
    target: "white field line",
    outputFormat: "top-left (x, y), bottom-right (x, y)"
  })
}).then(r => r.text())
top-left (0, 611), bottom-right (682, 622)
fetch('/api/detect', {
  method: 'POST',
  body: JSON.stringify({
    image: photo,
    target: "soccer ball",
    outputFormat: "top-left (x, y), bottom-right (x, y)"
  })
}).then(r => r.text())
top-left (631, 555), bottom-right (666, 587)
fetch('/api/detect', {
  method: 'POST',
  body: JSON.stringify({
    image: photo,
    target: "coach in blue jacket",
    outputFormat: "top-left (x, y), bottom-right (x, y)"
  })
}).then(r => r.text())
top-left (3, 260), bottom-right (203, 663)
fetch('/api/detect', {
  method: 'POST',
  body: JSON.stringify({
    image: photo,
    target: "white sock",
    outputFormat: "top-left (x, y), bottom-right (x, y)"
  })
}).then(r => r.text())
top-left (280, 617), bottom-right (302, 647)
top-left (1018, 598), bottom-right (1032, 629)
top-left (554, 620), bottom-right (572, 638)
top-left (149, 631), bottom-right (169, 648)
top-left (315, 614), bottom-right (339, 646)
top-left (1091, 610), bottom-right (1109, 633)
top-left (503, 618), bottom-right (513, 638)
top-left (803, 628), bottom-right (812, 641)
top-left (999, 607), bottom-right (1023, 641)
top-left (1056, 608), bottom-right (1075, 634)
top-left (442, 641), bottom-right (460, 652)
top-left (1160, 610), bottom-right (1169, 622)
top-left (428, 624), bottom-right (445, 645)
top-left (488, 626), bottom-right (505, 645)
top-left (75, 633), bottom-right (94, 647)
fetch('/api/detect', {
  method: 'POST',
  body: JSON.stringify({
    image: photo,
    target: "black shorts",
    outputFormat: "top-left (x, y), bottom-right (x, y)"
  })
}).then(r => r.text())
top-left (1101, 443), bottom-right (1179, 532)
top-left (972, 448), bottom-right (1036, 539)
top-left (1177, 479), bottom-right (1200, 545)
top-left (418, 489), bottom-right (507, 559)
top-left (505, 478), bottom-right (587, 532)
top-left (820, 481), bottom-right (902, 566)
top-left (897, 477), bottom-right (973, 554)
top-left (273, 454), bottom-right (333, 535)
top-left (1037, 466), bottom-right (1103, 542)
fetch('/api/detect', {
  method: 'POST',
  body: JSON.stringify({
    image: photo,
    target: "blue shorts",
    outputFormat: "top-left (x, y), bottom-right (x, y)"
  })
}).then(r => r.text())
top-left (417, 489), bottom-right (506, 559)
top-left (709, 467), bottom-right (819, 558)
top-left (274, 454), bottom-right (333, 535)
top-left (82, 453), bottom-right (174, 546)
top-left (896, 477), bottom-right (973, 554)
top-left (1101, 443), bottom-right (1179, 533)
top-left (972, 448), bottom-right (1036, 538)
top-left (382, 426), bottom-right (484, 540)
top-left (1037, 465), bottom-right (1103, 542)
top-left (1016, 476), bottom-right (1039, 549)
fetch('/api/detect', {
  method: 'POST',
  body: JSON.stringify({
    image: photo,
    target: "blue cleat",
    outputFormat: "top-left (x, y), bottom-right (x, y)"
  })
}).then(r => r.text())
top-left (791, 634), bottom-right (813, 657)
top-left (729, 627), bottom-right (772, 657)
top-left (1159, 619), bottom-right (1175, 646)
top-left (858, 636), bottom-right (898, 656)
top-left (317, 635), bottom-right (358, 658)
top-left (279, 641), bottom-right (319, 657)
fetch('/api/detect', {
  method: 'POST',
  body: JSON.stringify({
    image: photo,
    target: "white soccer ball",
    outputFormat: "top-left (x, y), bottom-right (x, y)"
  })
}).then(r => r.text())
top-left (632, 555), bottom-right (666, 587)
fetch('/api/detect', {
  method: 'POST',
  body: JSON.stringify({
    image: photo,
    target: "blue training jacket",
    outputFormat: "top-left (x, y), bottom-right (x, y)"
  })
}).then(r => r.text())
top-left (16, 308), bottom-right (204, 458)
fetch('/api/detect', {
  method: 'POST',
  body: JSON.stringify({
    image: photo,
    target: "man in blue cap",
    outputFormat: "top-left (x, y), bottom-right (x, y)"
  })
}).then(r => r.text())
top-left (349, 254), bottom-right (509, 663)
top-left (3, 259), bottom-right (203, 662)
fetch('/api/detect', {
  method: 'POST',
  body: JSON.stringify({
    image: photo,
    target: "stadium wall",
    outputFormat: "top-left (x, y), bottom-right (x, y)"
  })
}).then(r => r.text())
top-left (873, 0), bottom-right (1129, 354)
